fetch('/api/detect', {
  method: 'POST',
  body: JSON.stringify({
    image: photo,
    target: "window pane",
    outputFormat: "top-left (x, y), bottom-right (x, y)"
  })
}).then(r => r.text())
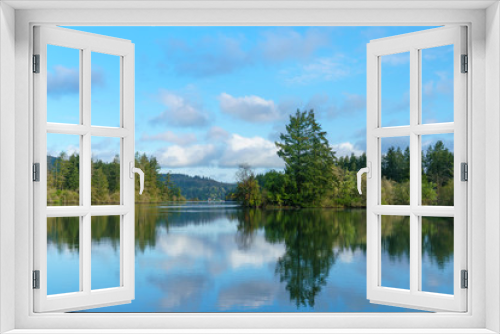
top-left (47, 217), bottom-right (80, 295)
top-left (91, 52), bottom-right (121, 127)
top-left (381, 52), bottom-right (410, 127)
top-left (91, 137), bottom-right (121, 205)
top-left (91, 215), bottom-right (121, 290)
top-left (47, 44), bottom-right (80, 124)
top-left (381, 215), bottom-right (410, 290)
top-left (421, 45), bottom-right (454, 124)
top-left (421, 133), bottom-right (454, 206)
top-left (381, 137), bottom-right (410, 205)
top-left (421, 217), bottom-right (454, 294)
top-left (47, 133), bottom-right (80, 206)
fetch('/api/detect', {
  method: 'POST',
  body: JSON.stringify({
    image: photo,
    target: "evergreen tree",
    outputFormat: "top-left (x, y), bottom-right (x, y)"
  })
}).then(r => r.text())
top-left (423, 140), bottom-right (454, 187)
top-left (107, 155), bottom-right (120, 194)
top-left (91, 165), bottom-right (109, 204)
top-left (382, 146), bottom-right (409, 183)
top-left (275, 109), bottom-right (336, 207)
top-left (65, 153), bottom-right (79, 191)
top-left (423, 140), bottom-right (454, 205)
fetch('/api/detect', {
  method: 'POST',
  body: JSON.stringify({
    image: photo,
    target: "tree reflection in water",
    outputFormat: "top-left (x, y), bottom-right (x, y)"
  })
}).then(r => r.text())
top-left (231, 208), bottom-right (368, 307)
top-left (48, 204), bottom-right (454, 310)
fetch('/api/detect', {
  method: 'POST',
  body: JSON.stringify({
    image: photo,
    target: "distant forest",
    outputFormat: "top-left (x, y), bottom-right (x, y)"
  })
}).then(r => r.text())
top-left (165, 174), bottom-right (235, 201)
top-left (46, 152), bottom-right (235, 205)
top-left (47, 153), bottom-right (185, 205)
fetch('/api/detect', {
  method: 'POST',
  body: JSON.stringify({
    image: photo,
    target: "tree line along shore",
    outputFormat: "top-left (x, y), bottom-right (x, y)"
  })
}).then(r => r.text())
top-left (47, 110), bottom-right (453, 208)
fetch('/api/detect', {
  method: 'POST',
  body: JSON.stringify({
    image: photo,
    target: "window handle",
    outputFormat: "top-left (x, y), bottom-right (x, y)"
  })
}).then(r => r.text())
top-left (129, 162), bottom-right (145, 195)
top-left (357, 162), bottom-right (371, 195)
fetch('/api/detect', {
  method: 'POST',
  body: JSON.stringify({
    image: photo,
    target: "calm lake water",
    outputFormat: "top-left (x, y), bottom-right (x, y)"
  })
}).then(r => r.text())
top-left (46, 202), bottom-right (454, 312)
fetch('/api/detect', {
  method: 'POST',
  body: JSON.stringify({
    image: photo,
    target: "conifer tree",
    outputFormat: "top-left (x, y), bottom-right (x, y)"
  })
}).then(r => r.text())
top-left (276, 109), bottom-right (336, 207)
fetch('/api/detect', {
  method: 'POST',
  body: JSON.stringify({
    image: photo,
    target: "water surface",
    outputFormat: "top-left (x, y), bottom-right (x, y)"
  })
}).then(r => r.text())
top-left (46, 202), bottom-right (454, 312)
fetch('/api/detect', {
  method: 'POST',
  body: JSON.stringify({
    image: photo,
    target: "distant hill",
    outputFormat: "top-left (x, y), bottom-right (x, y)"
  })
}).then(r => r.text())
top-left (162, 173), bottom-right (236, 201)
top-left (47, 154), bottom-right (235, 201)
top-left (47, 156), bottom-right (57, 170)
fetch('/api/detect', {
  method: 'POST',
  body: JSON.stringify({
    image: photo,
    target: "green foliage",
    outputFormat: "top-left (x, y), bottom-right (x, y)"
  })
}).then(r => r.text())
top-left (233, 164), bottom-right (262, 207)
top-left (421, 217), bottom-right (454, 269)
top-left (337, 152), bottom-right (366, 172)
top-left (233, 108), bottom-right (454, 208)
top-left (167, 174), bottom-right (235, 201)
top-left (380, 141), bottom-right (453, 206)
top-left (422, 141), bottom-right (454, 205)
top-left (47, 152), bottom-right (186, 205)
top-left (258, 170), bottom-right (287, 206)
top-left (382, 146), bottom-right (410, 183)
top-left (91, 165), bottom-right (111, 204)
top-left (134, 152), bottom-right (185, 203)
top-left (234, 109), bottom-right (366, 208)
top-left (381, 215), bottom-right (411, 260)
top-left (275, 109), bottom-right (336, 207)
top-left (47, 152), bottom-right (80, 205)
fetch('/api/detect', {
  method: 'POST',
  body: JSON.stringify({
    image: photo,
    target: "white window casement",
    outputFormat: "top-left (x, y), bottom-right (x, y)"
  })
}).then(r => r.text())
top-left (1, 1), bottom-right (500, 334)
top-left (365, 26), bottom-right (468, 312)
top-left (33, 26), bottom-right (136, 313)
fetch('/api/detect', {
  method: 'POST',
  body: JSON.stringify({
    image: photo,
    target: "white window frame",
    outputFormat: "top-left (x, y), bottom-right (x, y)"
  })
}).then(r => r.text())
top-left (33, 25), bottom-right (136, 313)
top-left (366, 26), bottom-right (468, 312)
top-left (1, 1), bottom-right (499, 333)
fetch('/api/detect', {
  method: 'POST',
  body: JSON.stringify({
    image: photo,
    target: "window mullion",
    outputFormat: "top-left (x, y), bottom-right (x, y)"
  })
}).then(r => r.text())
top-left (81, 48), bottom-right (92, 294)
top-left (409, 47), bottom-right (420, 294)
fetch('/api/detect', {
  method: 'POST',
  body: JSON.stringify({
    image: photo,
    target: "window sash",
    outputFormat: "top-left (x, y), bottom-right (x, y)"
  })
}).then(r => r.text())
top-left (32, 25), bottom-right (136, 313)
top-left (366, 26), bottom-right (467, 312)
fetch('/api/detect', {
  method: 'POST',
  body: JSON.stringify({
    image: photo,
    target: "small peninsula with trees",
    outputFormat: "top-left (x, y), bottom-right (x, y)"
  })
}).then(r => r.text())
top-left (231, 109), bottom-right (454, 208)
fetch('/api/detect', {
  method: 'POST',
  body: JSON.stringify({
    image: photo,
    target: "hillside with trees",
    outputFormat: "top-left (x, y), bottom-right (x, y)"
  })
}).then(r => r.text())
top-left (165, 174), bottom-right (235, 201)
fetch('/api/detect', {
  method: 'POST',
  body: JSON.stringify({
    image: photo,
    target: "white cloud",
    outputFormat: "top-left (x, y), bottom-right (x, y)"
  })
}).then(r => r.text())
top-left (422, 45), bottom-right (453, 61)
top-left (285, 56), bottom-right (352, 85)
top-left (141, 131), bottom-right (197, 146)
top-left (219, 93), bottom-right (282, 123)
top-left (217, 281), bottom-right (278, 310)
top-left (332, 142), bottom-right (364, 157)
top-left (47, 66), bottom-right (105, 98)
top-left (219, 134), bottom-right (284, 168)
top-left (151, 132), bottom-right (284, 170)
top-left (151, 274), bottom-right (209, 310)
top-left (47, 144), bottom-right (79, 158)
top-left (150, 89), bottom-right (210, 128)
top-left (90, 137), bottom-right (121, 162)
top-left (161, 28), bottom-right (332, 78)
top-left (338, 249), bottom-right (355, 263)
top-left (162, 36), bottom-right (249, 77)
top-left (159, 235), bottom-right (214, 259)
top-left (301, 93), bottom-right (365, 119)
top-left (258, 28), bottom-right (330, 62)
top-left (155, 144), bottom-right (216, 168)
top-left (340, 93), bottom-right (366, 114)
top-left (205, 126), bottom-right (230, 141)
top-left (47, 65), bottom-right (79, 97)
top-left (423, 76), bottom-right (451, 98)
top-left (381, 53), bottom-right (409, 66)
top-left (423, 80), bottom-right (434, 97)
top-left (229, 236), bottom-right (285, 269)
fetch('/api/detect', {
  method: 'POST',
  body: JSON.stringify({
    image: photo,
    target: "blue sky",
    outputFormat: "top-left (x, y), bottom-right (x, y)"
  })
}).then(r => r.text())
top-left (47, 26), bottom-right (454, 183)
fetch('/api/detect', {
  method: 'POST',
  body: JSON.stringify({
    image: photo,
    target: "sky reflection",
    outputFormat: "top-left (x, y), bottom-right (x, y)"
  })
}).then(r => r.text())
top-left (53, 203), bottom-right (455, 312)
